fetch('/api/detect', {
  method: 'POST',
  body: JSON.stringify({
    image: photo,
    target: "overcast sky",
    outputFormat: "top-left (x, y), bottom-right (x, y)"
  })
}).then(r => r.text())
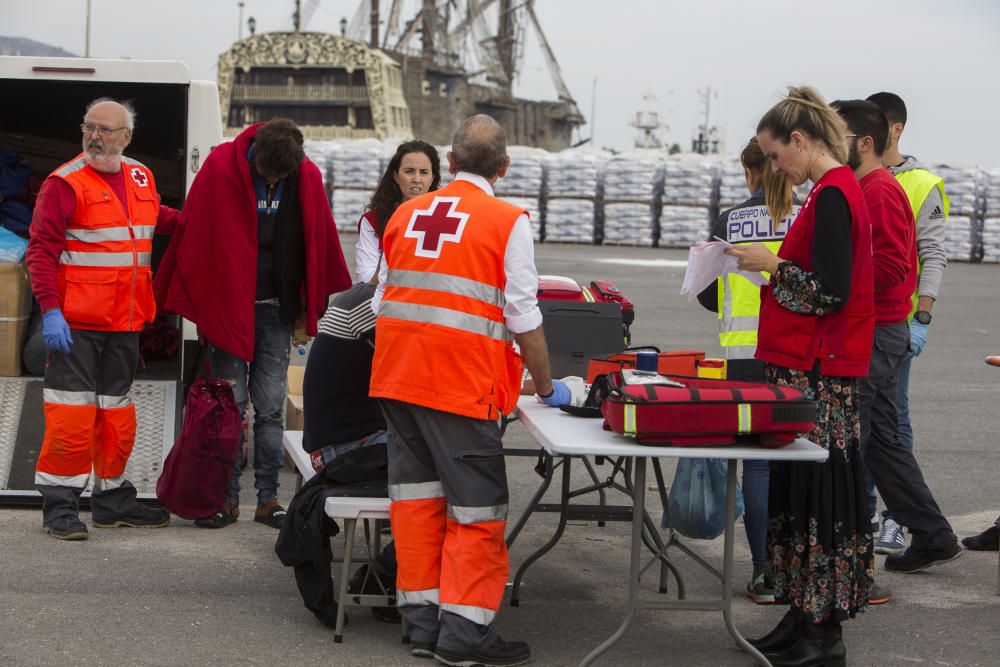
top-left (4, 0), bottom-right (1000, 167)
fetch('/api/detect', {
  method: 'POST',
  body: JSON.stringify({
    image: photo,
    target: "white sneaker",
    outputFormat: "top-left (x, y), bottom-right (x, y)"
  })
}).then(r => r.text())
top-left (875, 517), bottom-right (906, 554)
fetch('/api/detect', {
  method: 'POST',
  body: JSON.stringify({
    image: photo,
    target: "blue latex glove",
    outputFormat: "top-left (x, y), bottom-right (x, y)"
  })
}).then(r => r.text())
top-left (42, 309), bottom-right (73, 354)
top-left (540, 379), bottom-right (572, 407)
top-left (909, 320), bottom-right (928, 357)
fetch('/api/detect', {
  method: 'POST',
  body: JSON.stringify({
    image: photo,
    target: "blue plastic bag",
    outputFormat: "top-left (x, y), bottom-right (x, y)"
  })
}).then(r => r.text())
top-left (663, 458), bottom-right (744, 540)
top-left (0, 225), bottom-right (27, 264)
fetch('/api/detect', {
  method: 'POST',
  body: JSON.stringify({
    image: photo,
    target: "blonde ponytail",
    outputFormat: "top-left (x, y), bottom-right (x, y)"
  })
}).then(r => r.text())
top-left (757, 85), bottom-right (847, 165)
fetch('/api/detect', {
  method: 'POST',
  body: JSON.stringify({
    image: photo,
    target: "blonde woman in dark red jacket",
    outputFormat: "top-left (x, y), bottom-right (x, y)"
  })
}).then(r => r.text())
top-left (727, 86), bottom-right (875, 667)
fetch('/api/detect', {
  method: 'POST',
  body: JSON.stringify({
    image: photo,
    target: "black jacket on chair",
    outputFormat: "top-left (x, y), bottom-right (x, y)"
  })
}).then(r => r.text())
top-left (274, 443), bottom-right (388, 628)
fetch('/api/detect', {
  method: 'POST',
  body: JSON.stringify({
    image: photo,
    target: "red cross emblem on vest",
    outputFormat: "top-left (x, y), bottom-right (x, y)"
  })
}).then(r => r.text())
top-left (130, 167), bottom-right (149, 188)
top-left (404, 196), bottom-right (469, 258)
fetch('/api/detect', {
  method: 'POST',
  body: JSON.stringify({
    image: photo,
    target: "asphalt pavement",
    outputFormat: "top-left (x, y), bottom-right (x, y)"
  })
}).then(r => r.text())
top-left (1, 236), bottom-right (998, 666)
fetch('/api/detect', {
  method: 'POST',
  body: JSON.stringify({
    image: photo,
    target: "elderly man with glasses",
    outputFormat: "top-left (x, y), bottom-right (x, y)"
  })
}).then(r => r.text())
top-left (25, 96), bottom-right (179, 540)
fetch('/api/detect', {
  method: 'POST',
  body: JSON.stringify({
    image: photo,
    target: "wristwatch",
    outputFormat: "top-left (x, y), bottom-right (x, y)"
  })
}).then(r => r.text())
top-left (913, 310), bottom-right (932, 325)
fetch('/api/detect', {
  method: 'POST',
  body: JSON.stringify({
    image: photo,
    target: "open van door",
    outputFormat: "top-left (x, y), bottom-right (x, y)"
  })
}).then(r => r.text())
top-left (0, 56), bottom-right (222, 504)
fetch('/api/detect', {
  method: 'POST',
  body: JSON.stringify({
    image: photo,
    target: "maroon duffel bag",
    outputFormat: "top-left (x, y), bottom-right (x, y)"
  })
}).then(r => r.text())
top-left (600, 370), bottom-right (817, 447)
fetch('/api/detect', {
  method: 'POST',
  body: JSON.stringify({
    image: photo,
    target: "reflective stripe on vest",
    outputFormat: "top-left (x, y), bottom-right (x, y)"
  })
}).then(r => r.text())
top-left (448, 503), bottom-right (508, 525)
top-left (54, 157), bottom-right (88, 178)
top-left (379, 301), bottom-right (513, 342)
top-left (387, 269), bottom-right (504, 307)
top-left (439, 602), bottom-right (496, 626)
top-left (67, 225), bottom-right (156, 243)
top-left (397, 588), bottom-right (440, 607)
top-left (59, 250), bottom-right (152, 267)
top-left (388, 480), bottom-right (446, 501)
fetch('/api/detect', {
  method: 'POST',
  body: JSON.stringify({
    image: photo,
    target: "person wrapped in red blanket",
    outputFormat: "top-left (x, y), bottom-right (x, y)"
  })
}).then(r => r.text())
top-left (155, 119), bottom-right (351, 529)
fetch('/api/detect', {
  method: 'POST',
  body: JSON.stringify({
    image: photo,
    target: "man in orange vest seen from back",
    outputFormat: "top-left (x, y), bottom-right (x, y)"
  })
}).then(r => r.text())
top-left (370, 115), bottom-right (571, 667)
top-left (26, 98), bottom-right (177, 540)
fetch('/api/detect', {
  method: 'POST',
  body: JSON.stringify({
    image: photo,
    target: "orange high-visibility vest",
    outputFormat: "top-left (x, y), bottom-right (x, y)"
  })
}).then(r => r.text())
top-left (370, 180), bottom-right (525, 420)
top-left (53, 154), bottom-right (160, 332)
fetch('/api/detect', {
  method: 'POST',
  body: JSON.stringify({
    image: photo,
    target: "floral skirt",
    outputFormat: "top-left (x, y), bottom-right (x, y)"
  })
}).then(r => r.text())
top-left (765, 364), bottom-right (875, 624)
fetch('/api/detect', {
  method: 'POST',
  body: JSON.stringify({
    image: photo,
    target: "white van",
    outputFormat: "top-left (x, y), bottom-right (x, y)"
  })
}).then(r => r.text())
top-left (0, 56), bottom-right (223, 502)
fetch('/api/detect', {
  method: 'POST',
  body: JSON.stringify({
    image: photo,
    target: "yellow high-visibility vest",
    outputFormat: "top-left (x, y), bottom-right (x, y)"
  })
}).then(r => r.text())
top-left (895, 168), bottom-right (949, 317)
top-left (716, 203), bottom-right (799, 360)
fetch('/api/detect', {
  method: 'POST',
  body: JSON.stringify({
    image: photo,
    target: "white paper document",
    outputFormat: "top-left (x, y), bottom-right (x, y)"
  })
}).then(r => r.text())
top-left (679, 241), bottom-right (769, 302)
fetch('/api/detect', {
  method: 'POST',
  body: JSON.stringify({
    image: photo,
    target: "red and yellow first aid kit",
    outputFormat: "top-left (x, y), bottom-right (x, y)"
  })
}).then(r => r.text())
top-left (600, 370), bottom-right (817, 447)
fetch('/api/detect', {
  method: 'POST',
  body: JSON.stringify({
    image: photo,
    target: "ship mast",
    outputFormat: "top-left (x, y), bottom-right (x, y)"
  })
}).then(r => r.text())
top-left (370, 0), bottom-right (380, 47)
top-left (497, 0), bottom-right (516, 95)
top-left (421, 0), bottom-right (436, 57)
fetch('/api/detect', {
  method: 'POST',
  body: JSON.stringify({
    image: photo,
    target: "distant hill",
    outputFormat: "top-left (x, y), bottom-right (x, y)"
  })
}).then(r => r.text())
top-left (0, 36), bottom-right (77, 57)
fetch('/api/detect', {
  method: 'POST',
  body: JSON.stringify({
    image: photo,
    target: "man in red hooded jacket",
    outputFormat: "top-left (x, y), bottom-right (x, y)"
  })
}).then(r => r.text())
top-left (155, 118), bottom-right (351, 529)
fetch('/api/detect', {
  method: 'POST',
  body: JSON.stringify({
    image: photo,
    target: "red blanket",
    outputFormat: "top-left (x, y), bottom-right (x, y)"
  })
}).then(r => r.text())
top-left (154, 124), bottom-right (350, 361)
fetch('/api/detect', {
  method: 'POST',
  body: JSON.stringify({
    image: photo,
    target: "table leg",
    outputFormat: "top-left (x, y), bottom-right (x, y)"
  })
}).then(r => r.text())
top-left (580, 457), bottom-right (647, 666)
top-left (618, 458), bottom-right (685, 598)
top-left (720, 459), bottom-right (770, 666)
top-left (506, 451), bottom-right (555, 548)
top-left (581, 456), bottom-right (608, 527)
top-left (511, 456), bottom-right (572, 607)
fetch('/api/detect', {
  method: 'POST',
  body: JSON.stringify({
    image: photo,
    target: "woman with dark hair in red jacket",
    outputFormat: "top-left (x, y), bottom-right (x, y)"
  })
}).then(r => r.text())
top-left (727, 86), bottom-right (875, 667)
top-left (355, 140), bottom-right (441, 282)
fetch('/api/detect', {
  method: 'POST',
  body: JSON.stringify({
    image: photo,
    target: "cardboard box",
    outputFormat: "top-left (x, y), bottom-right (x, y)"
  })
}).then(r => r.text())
top-left (286, 364), bottom-right (305, 431)
top-left (0, 262), bottom-right (31, 377)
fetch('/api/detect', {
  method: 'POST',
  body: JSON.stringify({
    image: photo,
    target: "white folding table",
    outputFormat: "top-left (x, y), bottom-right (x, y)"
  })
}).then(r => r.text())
top-left (513, 396), bottom-right (828, 666)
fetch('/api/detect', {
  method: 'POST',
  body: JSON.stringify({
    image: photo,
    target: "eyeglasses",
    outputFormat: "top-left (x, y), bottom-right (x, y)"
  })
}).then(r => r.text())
top-left (80, 123), bottom-right (127, 137)
top-left (844, 134), bottom-right (858, 139)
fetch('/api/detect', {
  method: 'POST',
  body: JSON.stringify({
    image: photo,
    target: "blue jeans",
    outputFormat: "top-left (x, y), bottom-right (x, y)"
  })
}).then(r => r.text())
top-left (881, 353), bottom-right (914, 521)
top-left (742, 459), bottom-right (769, 568)
top-left (209, 302), bottom-right (291, 507)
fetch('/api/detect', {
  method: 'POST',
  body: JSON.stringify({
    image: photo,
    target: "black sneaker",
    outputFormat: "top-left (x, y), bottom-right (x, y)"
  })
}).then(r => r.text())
top-left (961, 525), bottom-right (999, 551)
top-left (884, 542), bottom-right (962, 573)
top-left (434, 636), bottom-right (531, 667)
top-left (411, 641), bottom-right (437, 659)
top-left (43, 516), bottom-right (89, 541)
top-left (93, 504), bottom-right (170, 529)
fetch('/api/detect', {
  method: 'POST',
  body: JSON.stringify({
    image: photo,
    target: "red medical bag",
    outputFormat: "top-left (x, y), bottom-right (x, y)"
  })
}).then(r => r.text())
top-left (600, 371), bottom-right (817, 447)
top-left (587, 348), bottom-right (705, 383)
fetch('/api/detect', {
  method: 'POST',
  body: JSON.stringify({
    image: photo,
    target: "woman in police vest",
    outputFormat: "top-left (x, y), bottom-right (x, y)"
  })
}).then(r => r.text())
top-left (727, 86), bottom-right (875, 667)
top-left (697, 137), bottom-right (797, 605)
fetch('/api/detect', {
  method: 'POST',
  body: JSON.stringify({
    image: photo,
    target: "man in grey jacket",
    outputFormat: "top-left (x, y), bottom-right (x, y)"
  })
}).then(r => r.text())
top-left (866, 92), bottom-right (949, 559)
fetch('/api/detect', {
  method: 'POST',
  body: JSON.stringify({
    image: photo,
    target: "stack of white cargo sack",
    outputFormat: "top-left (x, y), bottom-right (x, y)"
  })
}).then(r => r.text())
top-left (601, 151), bottom-right (664, 246)
top-left (330, 140), bottom-right (383, 232)
top-left (304, 139), bottom-right (337, 187)
top-left (934, 162), bottom-right (984, 262)
top-left (717, 157), bottom-right (748, 209)
top-left (659, 154), bottom-right (718, 248)
top-left (495, 146), bottom-right (546, 241)
top-left (543, 149), bottom-right (608, 244)
top-left (981, 168), bottom-right (1000, 263)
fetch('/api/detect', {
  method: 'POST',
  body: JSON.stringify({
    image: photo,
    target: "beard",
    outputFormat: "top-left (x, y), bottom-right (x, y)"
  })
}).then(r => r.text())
top-left (846, 141), bottom-right (862, 171)
top-left (83, 139), bottom-right (123, 173)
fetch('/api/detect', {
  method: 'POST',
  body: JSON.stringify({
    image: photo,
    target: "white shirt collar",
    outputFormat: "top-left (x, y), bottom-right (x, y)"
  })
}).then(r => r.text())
top-left (455, 171), bottom-right (494, 197)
